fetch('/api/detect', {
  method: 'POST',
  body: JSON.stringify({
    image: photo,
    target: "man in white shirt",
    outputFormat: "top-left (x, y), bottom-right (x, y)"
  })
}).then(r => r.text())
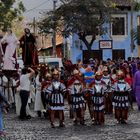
top-left (19, 67), bottom-right (35, 120)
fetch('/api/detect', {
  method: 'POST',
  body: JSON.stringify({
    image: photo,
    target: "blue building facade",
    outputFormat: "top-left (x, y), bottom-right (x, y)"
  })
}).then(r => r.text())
top-left (70, 10), bottom-right (139, 64)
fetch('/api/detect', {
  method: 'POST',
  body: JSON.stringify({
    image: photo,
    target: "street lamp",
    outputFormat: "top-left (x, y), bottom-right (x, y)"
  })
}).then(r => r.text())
top-left (130, 0), bottom-right (134, 59)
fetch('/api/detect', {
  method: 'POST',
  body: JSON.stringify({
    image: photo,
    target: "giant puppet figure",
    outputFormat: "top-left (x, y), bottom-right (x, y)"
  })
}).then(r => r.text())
top-left (1, 29), bottom-right (19, 70)
top-left (19, 28), bottom-right (39, 66)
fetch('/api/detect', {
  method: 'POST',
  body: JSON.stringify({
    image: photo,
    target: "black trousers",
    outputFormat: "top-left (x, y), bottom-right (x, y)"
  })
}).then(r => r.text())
top-left (20, 90), bottom-right (30, 119)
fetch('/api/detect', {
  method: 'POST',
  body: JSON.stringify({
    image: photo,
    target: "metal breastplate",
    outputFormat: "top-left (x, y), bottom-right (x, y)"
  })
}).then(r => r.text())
top-left (104, 79), bottom-right (110, 85)
top-left (52, 81), bottom-right (61, 93)
top-left (94, 84), bottom-right (103, 93)
top-left (74, 82), bottom-right (82, 94)
top-left (117, 83), bottom-right (126, 92)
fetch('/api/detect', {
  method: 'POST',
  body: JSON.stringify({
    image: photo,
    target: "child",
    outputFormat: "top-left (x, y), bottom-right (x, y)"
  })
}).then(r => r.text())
top-left (46, 70), bottom-right (66, 128)
top-left (89, 71), bottom-right (105, 125)
top-left (68, 69), bottom-right (86, 125)
top-left (112, 70), bottom-right (131, 124)
top-left (102, 66), bottom-right (113, 114)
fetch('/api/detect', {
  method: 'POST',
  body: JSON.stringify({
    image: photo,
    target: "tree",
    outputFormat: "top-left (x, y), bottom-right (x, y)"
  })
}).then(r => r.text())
top-left (0, 0), bottom-right (25, 31)
top-left (38, 0), bottom-right (138, 57)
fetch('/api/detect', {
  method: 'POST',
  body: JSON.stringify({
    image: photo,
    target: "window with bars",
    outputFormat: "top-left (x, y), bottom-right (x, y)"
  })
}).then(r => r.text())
top-left (111, 14), bottom-right (127, 36)
top-left (112, 17), bottom-right (125, 35)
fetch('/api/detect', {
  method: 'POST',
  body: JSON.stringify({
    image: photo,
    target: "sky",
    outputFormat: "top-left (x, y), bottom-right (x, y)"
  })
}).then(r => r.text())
top-left (22, 0), bottom-right (140, 20)
top-left (22, 0), bottom-right (61, 20)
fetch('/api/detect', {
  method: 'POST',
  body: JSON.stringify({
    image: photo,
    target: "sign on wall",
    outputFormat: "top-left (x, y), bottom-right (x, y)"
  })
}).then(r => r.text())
top-left (99, 40), bottom-right (112, 49)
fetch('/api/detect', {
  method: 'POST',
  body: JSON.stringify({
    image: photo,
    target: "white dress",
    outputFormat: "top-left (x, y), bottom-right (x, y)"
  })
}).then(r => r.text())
top-left (1, 33), bottom-right (19, 70)
top-left (34, 75), bottom-right (44, 111)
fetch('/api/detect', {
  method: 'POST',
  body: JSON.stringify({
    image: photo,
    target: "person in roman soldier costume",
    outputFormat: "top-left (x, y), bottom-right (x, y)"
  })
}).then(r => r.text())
top-left (112, 70), bottom-right (131, 124)
top-left (133, 62), bottom-right (140, 110)
top-left (89, 71), bottom-right (106, 125)
top-left (41, 73), bottom-right (52, 118)
top-left (19, 28), bottom-right (38, 66)
top-left (45, 70), bottom-right (66, 128)
top-left (67, 69), bottom-right (86, 125)
top-left (102, 66), bottom-right (114, 114)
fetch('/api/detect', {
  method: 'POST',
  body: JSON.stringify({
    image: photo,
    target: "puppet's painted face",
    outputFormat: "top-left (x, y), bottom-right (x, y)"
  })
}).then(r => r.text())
top-left (7, 29), bottom-right (12, 35)
top-left (25, 28), bottom-right (30, 34)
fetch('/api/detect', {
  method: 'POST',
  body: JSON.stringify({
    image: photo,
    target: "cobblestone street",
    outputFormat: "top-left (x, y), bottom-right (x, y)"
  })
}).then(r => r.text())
top-left (2, 104), bottom-right (140, 140)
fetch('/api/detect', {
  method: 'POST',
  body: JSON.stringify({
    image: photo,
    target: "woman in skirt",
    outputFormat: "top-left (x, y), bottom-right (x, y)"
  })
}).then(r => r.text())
top-left (89, 71), bottom-right (106, 125)
top-left (112, 70), bottom-right (131, 124)
top-left (68, 69), bottom-right (86, 125)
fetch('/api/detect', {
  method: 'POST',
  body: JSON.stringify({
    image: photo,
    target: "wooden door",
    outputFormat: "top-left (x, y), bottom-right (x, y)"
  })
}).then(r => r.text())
top-left (112, 49), bottom-right (125, 60)
top-left (83, 50), bottom-right (102, 64)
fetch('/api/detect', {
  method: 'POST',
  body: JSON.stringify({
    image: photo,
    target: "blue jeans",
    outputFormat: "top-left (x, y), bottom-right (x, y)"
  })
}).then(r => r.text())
top-left (0, 107), bottom-right (4, 131)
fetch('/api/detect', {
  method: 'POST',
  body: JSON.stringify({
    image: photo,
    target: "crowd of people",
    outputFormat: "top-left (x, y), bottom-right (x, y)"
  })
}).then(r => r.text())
top-left (0, 28), bottom-right (140, 135)
top-left (0, 56), bottom-right (139, 135)
top-left (0, 27), bottom-right (39, 136)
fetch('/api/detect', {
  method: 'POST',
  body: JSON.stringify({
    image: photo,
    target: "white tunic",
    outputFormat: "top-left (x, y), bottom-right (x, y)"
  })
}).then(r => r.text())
top-left (1, 33), bottom-right (19, 70)
top-left (20, 74), bottom-right (30, 91)
top-left (34, 75), bottom-right (44, 111)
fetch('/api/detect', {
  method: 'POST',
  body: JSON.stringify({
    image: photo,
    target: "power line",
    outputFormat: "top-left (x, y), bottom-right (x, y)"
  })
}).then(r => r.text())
top-left (24, 0), bottom-right (50, 13)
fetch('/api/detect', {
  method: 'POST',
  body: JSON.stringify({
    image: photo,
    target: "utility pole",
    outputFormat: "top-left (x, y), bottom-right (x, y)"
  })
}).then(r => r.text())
top-left (33, 17), bottom-right (36, 35)
top-left (130, 0), bottom-right (134, 59)
top-left (52, 0), bottom-right (57, 57)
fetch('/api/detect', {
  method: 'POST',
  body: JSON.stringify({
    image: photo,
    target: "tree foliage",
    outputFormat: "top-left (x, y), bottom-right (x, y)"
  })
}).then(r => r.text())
top-left (0, 0), bottom-right (25, 31)
top-left (38, 0), bottom-right (138, 51)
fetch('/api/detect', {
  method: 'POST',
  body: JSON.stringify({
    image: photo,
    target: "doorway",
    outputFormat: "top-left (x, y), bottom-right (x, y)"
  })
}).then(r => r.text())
top-left (112, 49), bottom-right (125, 60)
top-left (83, 50), bottom-right (102, 64)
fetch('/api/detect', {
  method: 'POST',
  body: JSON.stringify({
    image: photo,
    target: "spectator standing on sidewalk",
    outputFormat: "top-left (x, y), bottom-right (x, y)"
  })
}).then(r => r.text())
top-left (133, 62), bottom-right (140, 110)
top-left (0, 92), bottom-right (10, 136)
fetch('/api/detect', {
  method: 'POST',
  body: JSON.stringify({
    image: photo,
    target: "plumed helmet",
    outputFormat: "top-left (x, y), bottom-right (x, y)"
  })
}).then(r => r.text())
top-left (117, 70), bottom-right (124, 76)
top-left (95, 71), bottom-right (102, 76)
top-left (103, 66), bottom-right (108, 72)
top-left (46, 73), bottom-right (51, 78)
top-left (73, 69), bottom-right (79, 75)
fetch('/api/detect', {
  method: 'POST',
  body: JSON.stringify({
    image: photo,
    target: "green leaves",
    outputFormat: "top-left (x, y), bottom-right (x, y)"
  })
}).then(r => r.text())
top-left (38, 0), bottom-right (112, 36)
top-left (0, 0), bottom-right (25, 31)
